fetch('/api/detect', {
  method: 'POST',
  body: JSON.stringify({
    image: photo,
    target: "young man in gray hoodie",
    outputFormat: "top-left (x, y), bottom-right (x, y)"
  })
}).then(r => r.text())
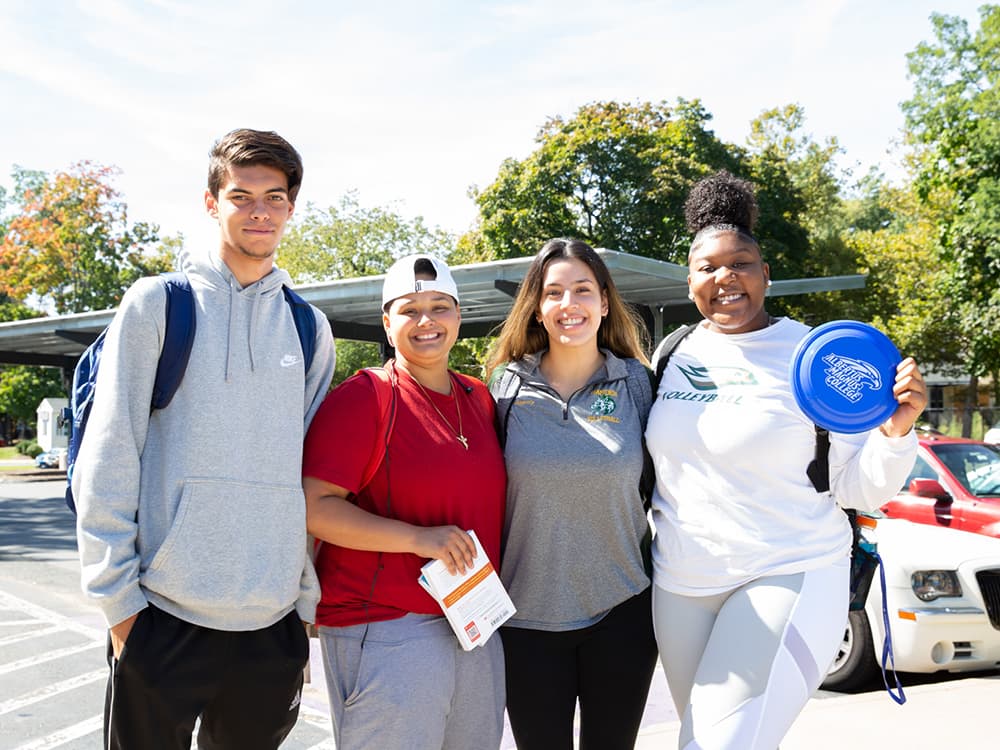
top-left (73, 129), bottom-right (336, 750)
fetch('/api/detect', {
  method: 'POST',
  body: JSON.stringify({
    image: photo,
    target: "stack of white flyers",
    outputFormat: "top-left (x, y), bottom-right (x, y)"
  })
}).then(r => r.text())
top-left (418, 530), bottom-right (515, 651)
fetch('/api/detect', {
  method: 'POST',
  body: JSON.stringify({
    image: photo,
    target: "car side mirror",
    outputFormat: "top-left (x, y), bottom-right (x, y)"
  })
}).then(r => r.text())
top-left (910, 478), bottom-right (951, 502)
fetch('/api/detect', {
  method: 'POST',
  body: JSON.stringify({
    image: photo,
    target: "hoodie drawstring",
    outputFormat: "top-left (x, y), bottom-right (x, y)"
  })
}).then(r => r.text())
top-left (248, 283), bottom-right (263, 372)
top-left (183, 247), bottom-right (294, 384)
top-left (225, 281), bottom-right (237, 383)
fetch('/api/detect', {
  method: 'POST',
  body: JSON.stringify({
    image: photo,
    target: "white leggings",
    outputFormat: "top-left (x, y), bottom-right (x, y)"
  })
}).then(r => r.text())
top-left (652, 559), bottom-right (849, 750)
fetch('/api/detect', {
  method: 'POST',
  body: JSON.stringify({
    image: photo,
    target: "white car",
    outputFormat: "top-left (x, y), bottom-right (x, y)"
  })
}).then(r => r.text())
top-left (34, 447), bottom-right (67, 469)
top-left (823, 514), bottom-right (1000, 690)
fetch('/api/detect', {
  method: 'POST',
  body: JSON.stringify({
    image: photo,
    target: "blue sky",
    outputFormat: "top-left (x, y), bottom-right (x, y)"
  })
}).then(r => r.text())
top-left (0, 1), bottom-right (986, 254)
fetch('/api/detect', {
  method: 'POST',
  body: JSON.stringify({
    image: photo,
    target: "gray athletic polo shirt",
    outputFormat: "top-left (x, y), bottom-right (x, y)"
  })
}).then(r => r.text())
top-left (495, 350), bottom-right (651, 631)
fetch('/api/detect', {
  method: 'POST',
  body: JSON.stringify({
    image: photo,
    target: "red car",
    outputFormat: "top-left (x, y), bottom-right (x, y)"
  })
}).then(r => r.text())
top-left (881, 433), bottom-right (1000, 537)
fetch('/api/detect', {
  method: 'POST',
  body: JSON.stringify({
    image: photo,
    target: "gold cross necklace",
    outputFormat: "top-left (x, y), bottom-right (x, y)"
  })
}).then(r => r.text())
top-left (412, 373), bottom-right (469, 449)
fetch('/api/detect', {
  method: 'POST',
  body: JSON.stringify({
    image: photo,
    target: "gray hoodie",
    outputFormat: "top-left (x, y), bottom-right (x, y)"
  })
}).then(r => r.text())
top-left (74, 248), bottom-right (336, 631)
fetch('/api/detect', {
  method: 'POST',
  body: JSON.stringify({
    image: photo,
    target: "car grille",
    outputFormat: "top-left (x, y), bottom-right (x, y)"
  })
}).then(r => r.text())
top-left (976, 569), bottom-right (1000, 630)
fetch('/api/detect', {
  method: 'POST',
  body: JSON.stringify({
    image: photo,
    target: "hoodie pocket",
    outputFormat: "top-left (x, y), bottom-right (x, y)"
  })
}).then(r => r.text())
top-left (143, 478), bottom-right (306, 615)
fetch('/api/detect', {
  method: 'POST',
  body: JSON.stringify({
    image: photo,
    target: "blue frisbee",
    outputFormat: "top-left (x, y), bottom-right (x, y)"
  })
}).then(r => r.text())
top-left (790, 320), bottom-right (901, 434)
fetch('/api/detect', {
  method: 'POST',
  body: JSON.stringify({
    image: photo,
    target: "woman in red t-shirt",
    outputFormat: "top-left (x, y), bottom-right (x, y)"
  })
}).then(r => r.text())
top-left (303, 255), bottom-right (507, 750)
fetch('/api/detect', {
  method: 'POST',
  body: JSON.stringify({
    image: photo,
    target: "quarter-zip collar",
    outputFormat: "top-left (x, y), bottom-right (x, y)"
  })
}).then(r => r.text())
top-left (508, 348), bottom-right (631, 419)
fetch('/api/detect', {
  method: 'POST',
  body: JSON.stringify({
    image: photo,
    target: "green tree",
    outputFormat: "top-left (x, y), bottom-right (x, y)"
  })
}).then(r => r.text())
top-left (846, 182), bottom-right (960, 366)
top-left (843, 168), bottom-right (899, 234)
top-left (0, 294), bottom-right (66, 439)
top-left (468, 99), bottom-right (735, 263)
top-left (0, 293), bottom-right (39, 323)
top-left (465, 98), bottom-right (852, 302)
top-left (0, 365), bottom-right (65, 424)
top-left (279, 193), bottom-right (463, 383)
top-left (902, 6), bottom-right (1000, 422)
top-left (279, 192), bottom-right (454, 283)
top-left (0, 162), bottom-right (175, 313)
top-left (742, 104), bottom-right (867, 325)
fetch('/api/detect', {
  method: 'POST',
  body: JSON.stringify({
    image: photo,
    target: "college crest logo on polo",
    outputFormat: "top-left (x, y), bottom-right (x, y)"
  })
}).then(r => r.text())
top-left (590, 394), bottom-right (617, 416)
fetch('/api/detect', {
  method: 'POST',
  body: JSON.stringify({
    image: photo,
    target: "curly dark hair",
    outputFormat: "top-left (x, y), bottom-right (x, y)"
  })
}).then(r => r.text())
top-left (684, 171), bottom-right (759, 258)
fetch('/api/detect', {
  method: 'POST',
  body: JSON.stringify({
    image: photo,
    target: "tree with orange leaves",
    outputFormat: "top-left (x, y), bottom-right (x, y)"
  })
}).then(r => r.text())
top-left (0, 162), bottom-right (175, 313)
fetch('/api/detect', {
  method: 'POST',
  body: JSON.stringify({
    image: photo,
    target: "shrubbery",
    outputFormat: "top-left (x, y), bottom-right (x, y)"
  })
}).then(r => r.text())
top-left (16, 439), bottom-right (43, 458)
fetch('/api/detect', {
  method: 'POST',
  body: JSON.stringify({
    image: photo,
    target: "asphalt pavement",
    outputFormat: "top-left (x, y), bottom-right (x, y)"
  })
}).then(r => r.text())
top-left (2, 475), bottom-right (996, 749)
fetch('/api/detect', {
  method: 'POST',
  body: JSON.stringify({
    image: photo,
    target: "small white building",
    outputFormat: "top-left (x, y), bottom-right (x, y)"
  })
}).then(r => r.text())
top-left (36, 397), bottom-right (69, 452)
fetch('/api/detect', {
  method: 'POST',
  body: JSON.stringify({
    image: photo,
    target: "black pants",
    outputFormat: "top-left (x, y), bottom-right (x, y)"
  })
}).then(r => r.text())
top-left (104, 604), bottom-right (310, 750)
top-left (501, 586), bottom-right (658, 750)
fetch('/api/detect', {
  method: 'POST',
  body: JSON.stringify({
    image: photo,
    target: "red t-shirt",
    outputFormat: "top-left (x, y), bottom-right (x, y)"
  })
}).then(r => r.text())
top-left (302, 365), bottom-right (506, 627)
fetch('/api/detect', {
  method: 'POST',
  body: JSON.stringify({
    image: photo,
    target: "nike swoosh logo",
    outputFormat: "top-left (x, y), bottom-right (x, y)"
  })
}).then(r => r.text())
top-left (280, 355), bottom-right (301, 367)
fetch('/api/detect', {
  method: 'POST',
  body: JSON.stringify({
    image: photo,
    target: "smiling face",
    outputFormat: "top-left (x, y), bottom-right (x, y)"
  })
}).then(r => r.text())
top-left (536, 257), bottom-right (608, 353)
top-left (382, 275), bottom-right (461, 371)
top-left (687, 230), bottom-right (771, 334)
top-left (205, 164), bottom-right (295, 278)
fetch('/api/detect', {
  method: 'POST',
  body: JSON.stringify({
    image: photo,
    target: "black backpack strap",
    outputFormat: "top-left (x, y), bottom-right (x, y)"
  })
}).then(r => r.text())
top-left (653, 324), bottom-right (696, 389)
top-left (489, 363), bottom-right (522, 450)
top-left (807, 425), bottom-right (831, 493)
top-left (623, 357), bottom-right (654, 431)
top-left (282, 286), bottom-right (318, 373)
top-left (620, 357), bottom-right (656, 515)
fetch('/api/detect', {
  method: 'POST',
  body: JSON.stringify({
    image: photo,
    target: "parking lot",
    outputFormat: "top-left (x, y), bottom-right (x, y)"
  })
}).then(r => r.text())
top-left (0, 477), bottom-right (335, 750)
top-left (2, 475), bottom-right (998, 749)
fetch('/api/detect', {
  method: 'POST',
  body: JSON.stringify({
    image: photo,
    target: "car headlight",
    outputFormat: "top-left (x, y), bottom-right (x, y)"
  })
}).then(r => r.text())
top-left (911, 570), bottom-right (962, 601)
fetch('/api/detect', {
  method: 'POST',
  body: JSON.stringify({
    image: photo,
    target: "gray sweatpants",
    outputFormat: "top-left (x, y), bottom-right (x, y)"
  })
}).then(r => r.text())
top-left (319, 613), bottom-right (505, 750)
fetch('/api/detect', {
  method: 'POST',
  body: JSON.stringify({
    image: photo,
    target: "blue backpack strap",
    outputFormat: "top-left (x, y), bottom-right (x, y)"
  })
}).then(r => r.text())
top-left (66, 272), bottom-right (195, 513)
top-left (282, 286), bottom-right (317, 373)
top-left (152, 272), bottom-right (196, 410)
top-left (65, 328), bottom-right (110, 512)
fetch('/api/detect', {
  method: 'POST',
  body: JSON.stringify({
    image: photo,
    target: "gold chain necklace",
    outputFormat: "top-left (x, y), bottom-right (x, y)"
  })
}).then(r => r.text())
top-left (412, 373), bottom-right (469, 450)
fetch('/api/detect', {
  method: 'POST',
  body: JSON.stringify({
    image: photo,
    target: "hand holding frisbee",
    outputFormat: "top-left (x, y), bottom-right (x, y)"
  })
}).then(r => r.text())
top-left (790, 321), bottom-right (905, 434)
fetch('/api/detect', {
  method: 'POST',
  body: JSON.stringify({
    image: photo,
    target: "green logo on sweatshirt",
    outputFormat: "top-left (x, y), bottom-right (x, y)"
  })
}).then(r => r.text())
top-left (678, 364), bottom-right (757, 391)
top-left (590, 394), bottom-right (617, 416)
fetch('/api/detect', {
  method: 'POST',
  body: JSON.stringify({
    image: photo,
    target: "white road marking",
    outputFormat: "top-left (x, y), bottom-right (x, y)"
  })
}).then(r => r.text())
top-left (0, 625), bottom-right (63, 647)
top-left (0, 641), bottom-right (102, 676)
top-left (10, 715), bottom-right (102, 750)
top-left (0, 591), bottom-right (104, 640)
top-left (0, 669), bottom-right (106, 716)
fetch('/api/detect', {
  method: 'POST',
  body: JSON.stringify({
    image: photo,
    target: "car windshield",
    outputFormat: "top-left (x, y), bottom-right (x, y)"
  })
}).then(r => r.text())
top-left (929, 443), bottom-right (1000, 497)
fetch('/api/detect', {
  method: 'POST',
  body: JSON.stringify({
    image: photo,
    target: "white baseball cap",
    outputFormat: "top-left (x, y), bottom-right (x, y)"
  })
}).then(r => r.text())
top-left (381, 255), bottom-right (459, 310)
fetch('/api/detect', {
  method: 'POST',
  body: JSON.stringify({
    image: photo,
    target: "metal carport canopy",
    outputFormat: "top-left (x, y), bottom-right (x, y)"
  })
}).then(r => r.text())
top-left (0, 249), bottom-right (865, 370)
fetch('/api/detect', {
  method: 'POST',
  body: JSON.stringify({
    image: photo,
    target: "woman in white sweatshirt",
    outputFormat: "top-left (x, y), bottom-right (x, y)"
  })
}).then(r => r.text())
top-left (646, 171), bottom-right (927, 750)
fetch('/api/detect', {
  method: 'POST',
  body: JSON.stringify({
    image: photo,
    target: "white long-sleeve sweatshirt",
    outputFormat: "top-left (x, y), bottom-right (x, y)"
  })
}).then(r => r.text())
top-left (645, 318), bottom-right (916, 596)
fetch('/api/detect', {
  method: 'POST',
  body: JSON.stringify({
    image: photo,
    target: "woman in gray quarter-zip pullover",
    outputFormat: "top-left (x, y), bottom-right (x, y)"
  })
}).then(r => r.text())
top-left (486, 238), bottom-right (658, 750)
